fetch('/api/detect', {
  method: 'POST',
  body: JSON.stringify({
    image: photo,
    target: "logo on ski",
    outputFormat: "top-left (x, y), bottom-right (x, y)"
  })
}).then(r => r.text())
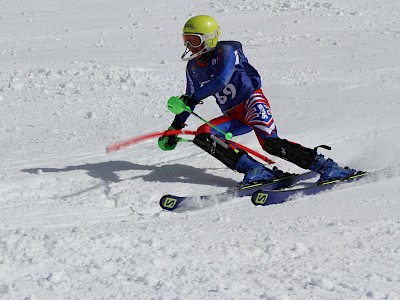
top-left (252, 192), bottom-right (269, 205)
top-left (162, 197), bottom-right (177, 209)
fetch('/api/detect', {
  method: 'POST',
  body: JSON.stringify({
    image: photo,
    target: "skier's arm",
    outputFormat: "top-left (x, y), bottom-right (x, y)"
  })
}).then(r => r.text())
top-left (171, 69), bottom-right (197, 125)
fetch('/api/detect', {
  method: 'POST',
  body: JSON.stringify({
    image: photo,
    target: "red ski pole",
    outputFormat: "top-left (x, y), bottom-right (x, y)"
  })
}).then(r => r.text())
top-left (106, 129), bottom-right (195, 153)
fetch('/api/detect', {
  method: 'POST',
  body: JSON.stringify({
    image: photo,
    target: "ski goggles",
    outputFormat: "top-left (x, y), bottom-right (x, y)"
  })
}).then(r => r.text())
top-left (182, 33), bottom-right (205, 48)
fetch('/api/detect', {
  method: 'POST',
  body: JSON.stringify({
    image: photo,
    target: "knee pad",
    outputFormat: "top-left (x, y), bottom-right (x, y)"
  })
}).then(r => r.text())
top-left (193, 133), bottom-right (246, 170)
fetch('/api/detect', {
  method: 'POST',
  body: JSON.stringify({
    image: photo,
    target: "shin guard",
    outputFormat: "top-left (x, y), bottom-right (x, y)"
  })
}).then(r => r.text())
top-left (193, 133), bottom-right (247, 170)
top-left (264, 138), bottom-right (316, 169)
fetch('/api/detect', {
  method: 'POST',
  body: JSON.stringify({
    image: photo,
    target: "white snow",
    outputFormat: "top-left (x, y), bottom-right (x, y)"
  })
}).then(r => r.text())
top-left (1, 0), bottom-right (400, 299)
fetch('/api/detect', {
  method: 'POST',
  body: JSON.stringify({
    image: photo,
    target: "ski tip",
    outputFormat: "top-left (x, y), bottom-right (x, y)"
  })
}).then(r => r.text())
top-left (159, 195), bottom-right (180, 211)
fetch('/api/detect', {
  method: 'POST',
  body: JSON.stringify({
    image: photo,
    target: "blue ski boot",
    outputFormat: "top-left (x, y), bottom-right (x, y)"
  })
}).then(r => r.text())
top-left (310, 154), bottom-right (357, 184)
top-left (236, 154), bottom-right (283, 186)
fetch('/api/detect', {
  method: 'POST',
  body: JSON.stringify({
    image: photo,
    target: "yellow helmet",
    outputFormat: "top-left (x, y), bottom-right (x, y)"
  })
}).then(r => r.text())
top-left (181, 15), bottom-right (220, 61)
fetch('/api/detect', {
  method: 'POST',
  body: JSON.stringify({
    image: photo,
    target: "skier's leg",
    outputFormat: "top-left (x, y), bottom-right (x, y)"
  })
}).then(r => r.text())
top-left (263, 138), bottom-right (358, 183)
top-left (238, 89), bottom-right (358, 183)
top-left (193, 117), bottom-right (280, 184)
top-left (241, 93), bottom-right (321, 170)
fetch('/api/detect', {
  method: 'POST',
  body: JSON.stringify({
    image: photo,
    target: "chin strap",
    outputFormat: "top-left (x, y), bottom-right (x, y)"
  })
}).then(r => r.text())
top-left (181, 46), bottom-right (212, 61)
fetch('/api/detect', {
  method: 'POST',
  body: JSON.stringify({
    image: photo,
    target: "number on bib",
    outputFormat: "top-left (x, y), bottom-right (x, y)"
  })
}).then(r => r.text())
top-left (215, 84), bottom-right (237, 105)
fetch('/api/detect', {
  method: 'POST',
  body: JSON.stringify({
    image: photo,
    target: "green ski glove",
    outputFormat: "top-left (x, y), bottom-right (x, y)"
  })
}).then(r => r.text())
top-left (158, 126), bottom-right (179, 151)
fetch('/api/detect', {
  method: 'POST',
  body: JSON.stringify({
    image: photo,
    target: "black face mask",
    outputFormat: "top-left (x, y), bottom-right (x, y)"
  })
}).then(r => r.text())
top-left (198, 50), bottom-right (215, 63)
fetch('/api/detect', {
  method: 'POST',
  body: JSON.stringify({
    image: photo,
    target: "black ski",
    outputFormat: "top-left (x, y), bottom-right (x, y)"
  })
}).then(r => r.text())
top-left (251, 171), bottom-right (368, 206)
top-left (160, 171), bottom-right (317, 211)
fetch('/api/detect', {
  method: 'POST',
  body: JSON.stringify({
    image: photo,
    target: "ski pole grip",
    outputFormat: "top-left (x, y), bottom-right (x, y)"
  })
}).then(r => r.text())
top-left (167, 96), bottom-right (191, 115)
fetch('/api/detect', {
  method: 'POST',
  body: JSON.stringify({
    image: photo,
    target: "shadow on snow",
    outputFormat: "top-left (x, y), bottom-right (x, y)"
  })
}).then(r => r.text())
top-left (21, 160), bottom-right (237, 187)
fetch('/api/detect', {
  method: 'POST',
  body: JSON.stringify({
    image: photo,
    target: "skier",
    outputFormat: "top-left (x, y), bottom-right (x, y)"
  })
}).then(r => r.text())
top-left (158, 15), bottom-right (359, 185)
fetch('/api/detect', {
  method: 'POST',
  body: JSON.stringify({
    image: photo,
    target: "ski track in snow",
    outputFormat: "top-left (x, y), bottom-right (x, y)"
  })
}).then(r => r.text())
top-left (1, 0), bottom-right (400, 299)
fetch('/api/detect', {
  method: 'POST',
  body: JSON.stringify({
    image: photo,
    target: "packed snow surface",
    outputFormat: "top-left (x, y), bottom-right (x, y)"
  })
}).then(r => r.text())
top-left (1, 0), bottom-right (400, 299)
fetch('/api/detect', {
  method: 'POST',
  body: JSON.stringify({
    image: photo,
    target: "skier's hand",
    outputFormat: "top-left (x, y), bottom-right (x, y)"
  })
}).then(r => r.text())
top-left (158, 122), bottom-right (185, 151)
top-left (180, 94), bottom-right (197, 107)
